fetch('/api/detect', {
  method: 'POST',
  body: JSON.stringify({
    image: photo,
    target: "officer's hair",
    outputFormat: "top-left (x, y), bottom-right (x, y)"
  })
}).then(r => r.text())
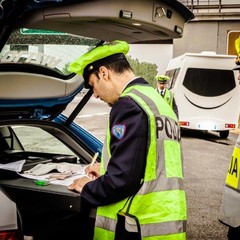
top-left (91, 58), bottom-right (133, 80)
top-left (104, 58), bottom-right (133, 73)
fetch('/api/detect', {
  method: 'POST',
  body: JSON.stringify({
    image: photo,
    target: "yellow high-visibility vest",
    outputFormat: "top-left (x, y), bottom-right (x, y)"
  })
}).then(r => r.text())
top-left (94, 84), bottom-right (187, 240)
top-left (235, 37), bottom-right (240, 57)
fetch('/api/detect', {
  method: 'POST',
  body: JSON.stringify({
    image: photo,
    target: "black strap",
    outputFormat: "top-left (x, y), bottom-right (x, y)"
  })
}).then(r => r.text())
top-left (64, 88), bottom-right (93, 126)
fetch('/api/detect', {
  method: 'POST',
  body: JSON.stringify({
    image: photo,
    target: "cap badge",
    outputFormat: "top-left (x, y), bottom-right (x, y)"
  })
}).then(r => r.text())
top-left (88, 65), bottom-right (93, 71)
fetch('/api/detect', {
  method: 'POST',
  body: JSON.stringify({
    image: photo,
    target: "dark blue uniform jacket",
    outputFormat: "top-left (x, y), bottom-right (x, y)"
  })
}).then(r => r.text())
top-left (81, 78), bottom-right (149, 206)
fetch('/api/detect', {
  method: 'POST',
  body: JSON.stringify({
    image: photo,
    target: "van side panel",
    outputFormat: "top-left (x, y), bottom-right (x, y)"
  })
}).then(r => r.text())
top-left (166, 53), bottom-right (240, 133)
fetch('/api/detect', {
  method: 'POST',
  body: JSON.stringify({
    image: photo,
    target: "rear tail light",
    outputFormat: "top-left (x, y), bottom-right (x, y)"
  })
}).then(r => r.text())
top-left (225, 123), bottom-right (236, 128)
top-left (179, 121), bottom-right (190, 126)
top-left (0, 230), bottom-right (21, 240)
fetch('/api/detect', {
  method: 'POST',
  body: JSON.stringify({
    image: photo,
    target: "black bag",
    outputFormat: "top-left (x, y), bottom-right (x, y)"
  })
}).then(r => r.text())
top-left (114, 196), bottom-right (141, 240)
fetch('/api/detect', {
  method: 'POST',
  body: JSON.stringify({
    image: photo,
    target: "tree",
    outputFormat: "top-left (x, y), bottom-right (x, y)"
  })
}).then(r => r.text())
top-left (127, 55), bottom-right (158, 87)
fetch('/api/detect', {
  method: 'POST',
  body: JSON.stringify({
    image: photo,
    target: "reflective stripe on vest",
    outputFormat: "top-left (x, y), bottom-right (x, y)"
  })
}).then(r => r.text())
top-left (219, 135), bottom-right (240, 227)
top-left (163, 89), bottom-right (174, 108)
top-left (94, 84), bottom-right (187, 240)
top-left (95, 215), bottom-right (186, 237)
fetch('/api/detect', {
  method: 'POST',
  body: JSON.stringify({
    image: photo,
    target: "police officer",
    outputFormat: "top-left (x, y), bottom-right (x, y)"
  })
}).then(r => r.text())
top-left (68, 40), bottom-right (187, 240)
top-left (219, 65), bottom-right (240, 240)
top-left (156, 75), bottom-right (179, 118)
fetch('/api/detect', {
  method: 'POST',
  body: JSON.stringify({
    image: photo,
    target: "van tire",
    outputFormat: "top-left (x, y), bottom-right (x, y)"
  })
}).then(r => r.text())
top-left (219, 130), bottom-right (229, 139)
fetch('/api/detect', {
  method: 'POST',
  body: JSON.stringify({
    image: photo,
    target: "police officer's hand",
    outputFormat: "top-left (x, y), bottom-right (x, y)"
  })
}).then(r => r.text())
top-left (68, 176), bottom-right (92, 193)
top-left (85, 162), bottom-right (101, 179)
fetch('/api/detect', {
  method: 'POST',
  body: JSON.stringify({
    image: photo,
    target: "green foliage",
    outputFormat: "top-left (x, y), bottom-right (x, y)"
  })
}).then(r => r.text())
top-left (127, 55), bottom-right (158, 88)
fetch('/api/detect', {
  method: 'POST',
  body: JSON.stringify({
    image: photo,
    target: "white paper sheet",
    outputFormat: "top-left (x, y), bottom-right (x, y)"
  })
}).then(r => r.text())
top-left (18, 168), bottom-right (90, 186)
top-left (0, 160), bottom-right (26, 172)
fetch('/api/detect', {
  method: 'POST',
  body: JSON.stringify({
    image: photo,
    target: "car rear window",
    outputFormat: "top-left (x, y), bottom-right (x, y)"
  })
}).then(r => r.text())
top-left (0, 28), bottom-right (101, 76)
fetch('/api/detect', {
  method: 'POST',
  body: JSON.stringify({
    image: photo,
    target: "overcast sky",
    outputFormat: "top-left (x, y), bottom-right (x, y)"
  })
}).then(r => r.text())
top-left (128, 44), bottom-right (173, 74)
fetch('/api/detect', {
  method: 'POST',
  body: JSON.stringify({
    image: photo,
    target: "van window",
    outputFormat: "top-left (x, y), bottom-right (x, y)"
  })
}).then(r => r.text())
top-left (166, 68), bottom-right (180, 89)
top-left (183, 68), bottom-right (236, 97)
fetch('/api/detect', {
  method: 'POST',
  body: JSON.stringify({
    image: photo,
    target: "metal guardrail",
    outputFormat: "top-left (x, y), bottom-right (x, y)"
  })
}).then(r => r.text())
top-left (179, 0), bottom-right (240, 13)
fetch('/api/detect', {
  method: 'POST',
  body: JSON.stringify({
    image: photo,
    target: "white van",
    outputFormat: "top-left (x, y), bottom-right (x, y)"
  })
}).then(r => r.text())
top-left (165, 52), bottom-right (240, 138)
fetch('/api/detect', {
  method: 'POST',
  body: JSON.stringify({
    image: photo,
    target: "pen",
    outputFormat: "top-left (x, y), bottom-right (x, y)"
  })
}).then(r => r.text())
top-left (90, 152), bottom-right (99, 167)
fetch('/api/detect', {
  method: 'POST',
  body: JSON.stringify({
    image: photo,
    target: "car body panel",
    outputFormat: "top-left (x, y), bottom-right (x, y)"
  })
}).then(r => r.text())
top-left (20, 0), bottom-right (193, 44)
top-left (0, 0), bottom-right (194, 119)
top-left (0, 68), bottom-right (82, 120)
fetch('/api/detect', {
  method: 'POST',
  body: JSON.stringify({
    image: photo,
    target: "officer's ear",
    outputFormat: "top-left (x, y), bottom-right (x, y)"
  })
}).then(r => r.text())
top-left (99, 66), bottom-right (109, 81)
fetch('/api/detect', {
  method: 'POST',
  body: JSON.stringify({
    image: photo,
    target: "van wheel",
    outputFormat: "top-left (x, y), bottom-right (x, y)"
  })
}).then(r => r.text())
top-left (219, 130), bottom-right (229, 139)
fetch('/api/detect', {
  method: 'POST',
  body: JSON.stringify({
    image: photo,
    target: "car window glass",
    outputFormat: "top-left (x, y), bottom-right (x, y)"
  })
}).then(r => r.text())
top-left (13, 126), bottom-right (76, 156)
top-left (166, 68), bottom-right (180, 89)
top-left (183, 68), bottom-right (236, 97)
top-left (63, 95), bottom-right (110, 142)
top-left (0, 28), bottom-right (101, 76)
